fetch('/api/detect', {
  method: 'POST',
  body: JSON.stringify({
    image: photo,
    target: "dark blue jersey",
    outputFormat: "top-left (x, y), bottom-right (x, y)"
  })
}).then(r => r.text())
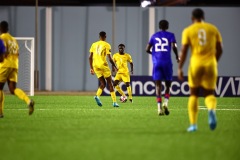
top-left (148, 31), bottom-right (176, 65)
top-left (0, 39), bottom-right (5, 54)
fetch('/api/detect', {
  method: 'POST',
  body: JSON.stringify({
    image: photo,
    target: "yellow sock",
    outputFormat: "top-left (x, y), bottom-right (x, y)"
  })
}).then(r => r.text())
top-left (96, 88), bottom-right (103, 97)
top-left (127, 86), bottom-right (132, 99)
top-left (0, 90), bottom-right (4, 115)
top-left (115, 85), bottom-right (125, 96)
top-left (188, 96), bottom-right (198, 125)
top-left (110, 92), bottom-right (116, 103)
top-left (205, 95), bottom-right (217, 110)
top-left (14, 88), bottom-right (30, 104)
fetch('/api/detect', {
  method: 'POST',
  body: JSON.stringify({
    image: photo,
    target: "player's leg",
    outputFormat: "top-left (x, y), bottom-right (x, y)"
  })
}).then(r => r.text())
top-left (204, 89), bottom-right (217, 130)
top-left (0, 82), bottom-right (5, 118)
top-left (106, 76), bottom-right (119, 107)
top-left (163, 80), bottom-right (172, 115)
top-left (0, 67), bottom-right (8, 117)
top-left (202, 63), bottom-right (218, 130)
top-left (8, 68), bottom-right (34, 115)
top-left (125, 82), bottom-right (132, 103)
top-left (8, 80), bottom-right (34, 115)
top-left (123, 73), bottom-right (132, 103)
top-left (94, 76), bottom-right (106, 106)
top-left (187, 87), bottom-right (199, 132)
top-left (113, 78), bottom-right (126, 99)
top-left (155, 80), bottom-right (163, 115)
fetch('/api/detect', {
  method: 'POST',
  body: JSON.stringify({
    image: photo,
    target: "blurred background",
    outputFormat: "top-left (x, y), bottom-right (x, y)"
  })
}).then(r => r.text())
top-left (0, 0), bottom-right (239, 92)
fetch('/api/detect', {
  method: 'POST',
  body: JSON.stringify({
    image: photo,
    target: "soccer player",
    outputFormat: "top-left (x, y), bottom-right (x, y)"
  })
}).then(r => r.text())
top-left (112, 44), bottom-right (133, 103)
top-left (0, 21), bottom-right (34, 118)
top-left (146, 20), bottom-right (179, 116)
top-left (89, 31), bottom-right (119, 107)
top-left (178, 8), bottom-right (223, 132)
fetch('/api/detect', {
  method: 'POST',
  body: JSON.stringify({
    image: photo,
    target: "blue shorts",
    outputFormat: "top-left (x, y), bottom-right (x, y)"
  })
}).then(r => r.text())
top-left (152, 62), bottom-right (173, 81)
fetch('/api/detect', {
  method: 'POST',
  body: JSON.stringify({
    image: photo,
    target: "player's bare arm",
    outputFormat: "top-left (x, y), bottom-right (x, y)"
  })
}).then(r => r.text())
top-left (89, 52), bottom-right (94, 75)
top-left (178, 44), bottom-right (189, 81)
top-left (146, 44), bottom-right (152, 54)
top-left (130, 62), bottom-right (134, 74)
top-left (216, 41), bottom-right (223, 61)
top-left (172, 43), bottom-right (180, 63)
top-left (107, 54), bottom-right (118, 71)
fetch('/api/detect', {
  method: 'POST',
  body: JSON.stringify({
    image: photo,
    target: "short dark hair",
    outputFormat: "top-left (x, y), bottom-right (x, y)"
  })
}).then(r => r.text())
top-left (0, 21), bottom-right (9, 32)
top-left (99, 31), bottom-right (106, 38)
top-left (159, 20), bottom-right (169, 30)
top-left (118, 44), bottom-right (125, 48)
top-left (192, 8), bottom-right (204, 19)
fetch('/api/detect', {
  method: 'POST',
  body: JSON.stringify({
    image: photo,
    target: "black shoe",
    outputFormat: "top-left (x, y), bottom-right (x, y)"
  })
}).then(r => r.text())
top-left (129, 99), bottom-right (133, 103)
top-left (0, 114), bottom-right (4, 118)
top-left (163, 105), bottom-right (170, 115)
top-left (28, 99), bottom-right (35, 115)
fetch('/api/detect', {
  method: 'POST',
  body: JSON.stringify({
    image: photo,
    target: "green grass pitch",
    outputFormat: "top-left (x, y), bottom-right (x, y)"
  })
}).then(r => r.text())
top-left (0, 95), bottom-right (240, 160)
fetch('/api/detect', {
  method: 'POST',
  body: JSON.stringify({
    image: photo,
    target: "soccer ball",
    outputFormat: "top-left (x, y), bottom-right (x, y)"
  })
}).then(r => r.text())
top-left (120, 96), bottom-right (127, 103)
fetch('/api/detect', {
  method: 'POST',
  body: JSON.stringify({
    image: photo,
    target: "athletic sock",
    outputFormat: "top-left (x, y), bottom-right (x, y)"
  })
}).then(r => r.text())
top-left (205, 95), bottom-right (217, 110)
top-left (110, 92), bottom-right (117, 103)
top-left (14, 88), bottom-right (30, 104)
top-left (96, 88), bottom-right (103, 97)
top-left (115, 85), bottom-right (125, 97)
top-left (188, 96), bottom-right (198, 125)
top-left (127, 86), bottom-right (132, 99)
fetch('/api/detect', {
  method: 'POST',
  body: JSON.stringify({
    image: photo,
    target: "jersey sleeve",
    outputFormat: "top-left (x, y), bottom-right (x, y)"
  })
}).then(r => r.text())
top-left (89, 43), bottom-right (94, 53)
top-left (171, 33), bottom-right (177, 43)
top-left (181, 28), bottom-right (189, 45)
top-left (128, 54), bottom-right (133, 63)
top-left (0, 39), bottom-right (6, 54)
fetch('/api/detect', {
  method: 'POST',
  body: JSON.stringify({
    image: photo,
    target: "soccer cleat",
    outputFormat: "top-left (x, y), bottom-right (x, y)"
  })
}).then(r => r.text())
top-left (113, 102), bottom-right (119, 107)
top-left (187, 125), bottom-right (197, 132)
top-left (129, 99), bottom-right (133, 103)
top-left (208, 110), bottom-right (217, 130)
top-left (94, 96), bottom-right (102, 107)
top-left (0, 114), bottom-right (4, 118)
top-left (28, 99), bottom-right (35, 115)
top-left (158, 110), bottom-right (164, 116)
top-left (163, 103), bottom-right (170, 115)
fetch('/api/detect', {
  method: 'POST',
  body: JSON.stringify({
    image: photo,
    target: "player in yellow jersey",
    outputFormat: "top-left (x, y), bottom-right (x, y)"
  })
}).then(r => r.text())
top-left (89, 31), bottom-right (119, 107)
top-left (0, 21), bottom-right (34, 118)
top-left (178, 8), bottom-right (223, 132)
top-left (112, 44), bottom-right (133, 103)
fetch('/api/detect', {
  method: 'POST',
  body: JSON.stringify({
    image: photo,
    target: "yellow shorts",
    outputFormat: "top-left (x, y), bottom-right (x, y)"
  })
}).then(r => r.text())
top-left (94, 66), bottom-right (111, 79)
top-left (114, 72), bottom-right (130, 83)
top-left (0, 67), bottom-right (18, 83)
top-left (188, 60), bottom-right (217, 90)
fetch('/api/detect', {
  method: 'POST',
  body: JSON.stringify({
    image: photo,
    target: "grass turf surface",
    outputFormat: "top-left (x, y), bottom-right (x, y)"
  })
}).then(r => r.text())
top-left (0, 95), bottom-right (240, 160)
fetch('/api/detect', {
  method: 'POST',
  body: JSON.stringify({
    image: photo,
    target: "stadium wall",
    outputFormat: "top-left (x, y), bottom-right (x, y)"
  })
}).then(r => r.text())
top-left (0, 6), bottom-right (239, 92)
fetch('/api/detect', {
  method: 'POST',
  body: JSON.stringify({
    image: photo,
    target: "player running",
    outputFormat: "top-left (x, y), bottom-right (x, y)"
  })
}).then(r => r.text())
top-left (112, 44), bottom-right (133, 103)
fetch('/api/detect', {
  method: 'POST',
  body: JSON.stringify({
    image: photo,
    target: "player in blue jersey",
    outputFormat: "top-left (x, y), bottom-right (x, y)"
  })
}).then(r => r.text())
top-left (0, 39), bottom-right (5, 62)
top-left (146, 20), bottom-right (179, 116)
